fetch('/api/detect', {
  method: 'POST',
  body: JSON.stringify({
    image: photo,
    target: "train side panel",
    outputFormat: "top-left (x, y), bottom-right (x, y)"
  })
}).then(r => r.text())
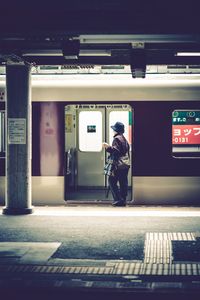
top-left (0, 82), bottom-right (200, 205)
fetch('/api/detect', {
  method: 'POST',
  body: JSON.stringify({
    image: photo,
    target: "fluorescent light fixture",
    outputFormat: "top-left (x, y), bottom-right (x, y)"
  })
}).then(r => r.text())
top-left (23, 50), bottom-right (62, 56)
top-left (79, 34), bottom-right (196, 44)
top-left (176, 52), bottom-right (200, 56)
top-left (23, 50), bottom-right (111, 57)
top-left (80, 50), bottom-right (111, 56)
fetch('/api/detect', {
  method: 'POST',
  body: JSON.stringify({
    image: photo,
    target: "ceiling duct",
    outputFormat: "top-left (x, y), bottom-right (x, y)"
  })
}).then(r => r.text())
top-left (62, 40), bottom-right (80, 59)
top-left (130, 49), bottom-right (146, 78)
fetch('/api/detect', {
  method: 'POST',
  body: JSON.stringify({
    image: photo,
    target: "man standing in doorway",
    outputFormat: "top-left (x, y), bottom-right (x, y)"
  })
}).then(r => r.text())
top-left (102, 122), bottom-right (130, 207)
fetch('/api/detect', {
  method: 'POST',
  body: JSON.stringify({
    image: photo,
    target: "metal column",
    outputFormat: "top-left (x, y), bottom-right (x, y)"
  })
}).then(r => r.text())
top-left (3, 64), bottom-right (33, 215)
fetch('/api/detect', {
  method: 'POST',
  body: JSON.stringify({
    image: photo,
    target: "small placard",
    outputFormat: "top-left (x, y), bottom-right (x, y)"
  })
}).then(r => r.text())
top-left (87, 125), bottom-right (96, 133)
top-left (65, 114), bottom-right (73, 133)
top-left (8, 118), bottom-right (26, 144)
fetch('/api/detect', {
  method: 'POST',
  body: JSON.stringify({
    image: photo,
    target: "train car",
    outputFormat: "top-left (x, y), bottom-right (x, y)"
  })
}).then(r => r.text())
top-left (0, 73), bottom-right (200, 206)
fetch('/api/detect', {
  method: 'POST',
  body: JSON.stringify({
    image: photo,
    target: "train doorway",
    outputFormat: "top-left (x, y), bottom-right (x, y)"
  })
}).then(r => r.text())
top-left (64, 104), bottom-right (133, 203)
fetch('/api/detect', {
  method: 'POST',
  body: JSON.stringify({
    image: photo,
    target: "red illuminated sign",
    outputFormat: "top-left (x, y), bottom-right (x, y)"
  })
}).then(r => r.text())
top-left (172, 125), bottom-right (200, 144)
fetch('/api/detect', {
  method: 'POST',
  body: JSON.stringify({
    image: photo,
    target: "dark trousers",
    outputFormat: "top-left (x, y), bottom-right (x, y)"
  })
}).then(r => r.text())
top-left (108, 168), bottom-right (129, 204)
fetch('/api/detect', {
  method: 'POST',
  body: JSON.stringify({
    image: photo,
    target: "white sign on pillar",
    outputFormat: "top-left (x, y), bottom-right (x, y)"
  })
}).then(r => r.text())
top-left (8, 118), bottom-right (26, 144)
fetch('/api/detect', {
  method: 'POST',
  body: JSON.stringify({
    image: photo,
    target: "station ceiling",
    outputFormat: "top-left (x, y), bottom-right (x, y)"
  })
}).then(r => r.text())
top-left (0, 1), bottom-right (200, 78)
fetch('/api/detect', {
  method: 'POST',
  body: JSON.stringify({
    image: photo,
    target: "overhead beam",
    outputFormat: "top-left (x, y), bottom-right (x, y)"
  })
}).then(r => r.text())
top-left (21, 55), bottom-right (200, 66)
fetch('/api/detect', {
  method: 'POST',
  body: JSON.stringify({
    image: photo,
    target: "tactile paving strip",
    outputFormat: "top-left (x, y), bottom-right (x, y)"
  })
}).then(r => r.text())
top-left (144, 232), bottom-right (195, 264)
top-left (0, 233), bottom-right (199, 277)
top-left (0, 262), bottom-right (200, 276)
top-left (146, 232), bottom-right (195, 241)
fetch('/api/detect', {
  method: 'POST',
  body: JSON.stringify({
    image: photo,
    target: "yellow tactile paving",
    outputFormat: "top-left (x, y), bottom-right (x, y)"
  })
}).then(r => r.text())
top-left (1, 261), bottom-right (200, 276)
top-left (0, 232), bottom-right (199, 277)
top-left (144, 232), bottom-right (196, 264)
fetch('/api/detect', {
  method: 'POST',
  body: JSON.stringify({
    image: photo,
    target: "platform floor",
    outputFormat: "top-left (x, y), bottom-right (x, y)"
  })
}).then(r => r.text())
top-left (0, 206), bottom-right (200, 299)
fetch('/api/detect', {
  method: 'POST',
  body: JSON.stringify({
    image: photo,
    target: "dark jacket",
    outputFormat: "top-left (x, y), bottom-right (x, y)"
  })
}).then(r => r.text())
top-left (104, 134), bottom-right (130, 176)
top-left (106, 134), bottom-right (130, 159)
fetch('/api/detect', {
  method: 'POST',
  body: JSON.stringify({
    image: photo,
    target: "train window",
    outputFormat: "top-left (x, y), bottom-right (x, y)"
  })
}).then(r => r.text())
top-left (109, 111), bottom-right (132, 146)
top-left (172, 110), bottom-right (200, 158)
top-left (79, 111), bottom-right (102, 152)
top-left (0, 111), bottom-right (5, 156)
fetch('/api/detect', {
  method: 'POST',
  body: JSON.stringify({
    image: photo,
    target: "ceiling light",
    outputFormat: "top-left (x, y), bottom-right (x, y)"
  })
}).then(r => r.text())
top-left (23, 50), bottom-right (62, 56)
top-left (176, 52), bottom-right (200, 56)
top-left (79, 50), bottom-right (111, 56)
top-left (23, 49), bottom-right (111, 57)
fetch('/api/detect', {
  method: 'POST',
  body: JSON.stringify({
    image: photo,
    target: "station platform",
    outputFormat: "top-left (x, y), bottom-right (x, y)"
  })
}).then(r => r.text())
top-left (0, 205), bottom-right (200, 299)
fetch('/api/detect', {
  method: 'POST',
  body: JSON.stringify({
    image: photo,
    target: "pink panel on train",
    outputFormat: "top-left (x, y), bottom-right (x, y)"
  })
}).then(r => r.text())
top-left (40, 102), bottom-right (61, 175)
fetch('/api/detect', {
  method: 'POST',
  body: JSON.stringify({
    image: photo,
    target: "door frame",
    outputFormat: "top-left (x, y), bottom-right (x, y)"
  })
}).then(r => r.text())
top-left (64, 103), bottom-right (133, 202)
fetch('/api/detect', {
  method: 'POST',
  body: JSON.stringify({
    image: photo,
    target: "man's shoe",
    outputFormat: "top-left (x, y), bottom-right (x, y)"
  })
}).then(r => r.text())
top-left (112, 201), bottom-right (119, 206)
top-left (112, 201), bottom-right (126, 207)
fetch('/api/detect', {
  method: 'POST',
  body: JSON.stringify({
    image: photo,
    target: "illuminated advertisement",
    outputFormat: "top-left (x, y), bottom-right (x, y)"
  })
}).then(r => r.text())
top-left (172, 110), bottom-right (200, 145)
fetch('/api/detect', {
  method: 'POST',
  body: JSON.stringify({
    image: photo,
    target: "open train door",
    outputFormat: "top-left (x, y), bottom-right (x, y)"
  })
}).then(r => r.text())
top-left (64, 104), bottom-right (133, 203)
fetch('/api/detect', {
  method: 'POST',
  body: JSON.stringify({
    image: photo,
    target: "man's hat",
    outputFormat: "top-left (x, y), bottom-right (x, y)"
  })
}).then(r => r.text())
top-left (111, 122), bottom-right (125, 133)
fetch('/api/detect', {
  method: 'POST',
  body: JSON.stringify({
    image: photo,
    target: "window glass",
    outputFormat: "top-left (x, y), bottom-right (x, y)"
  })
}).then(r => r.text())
top-left (0, 111), bottom-right (5, 154)
top-left (79, 111), bottom-right (102, 152)
top-left (172, 110), bottom-right (200, 157)
top-left (109, 111), bottom-right (132, 146)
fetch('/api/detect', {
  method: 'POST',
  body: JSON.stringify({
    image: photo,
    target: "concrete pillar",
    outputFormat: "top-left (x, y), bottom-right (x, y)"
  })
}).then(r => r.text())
top-left (3, 64), bottom-right (33, 215)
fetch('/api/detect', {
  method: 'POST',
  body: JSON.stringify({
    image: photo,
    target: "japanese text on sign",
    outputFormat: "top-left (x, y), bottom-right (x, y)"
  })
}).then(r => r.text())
top-left (172, 125), bottom-right (200, 144)
top-left (8, 118), bottom-right (26, 144)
